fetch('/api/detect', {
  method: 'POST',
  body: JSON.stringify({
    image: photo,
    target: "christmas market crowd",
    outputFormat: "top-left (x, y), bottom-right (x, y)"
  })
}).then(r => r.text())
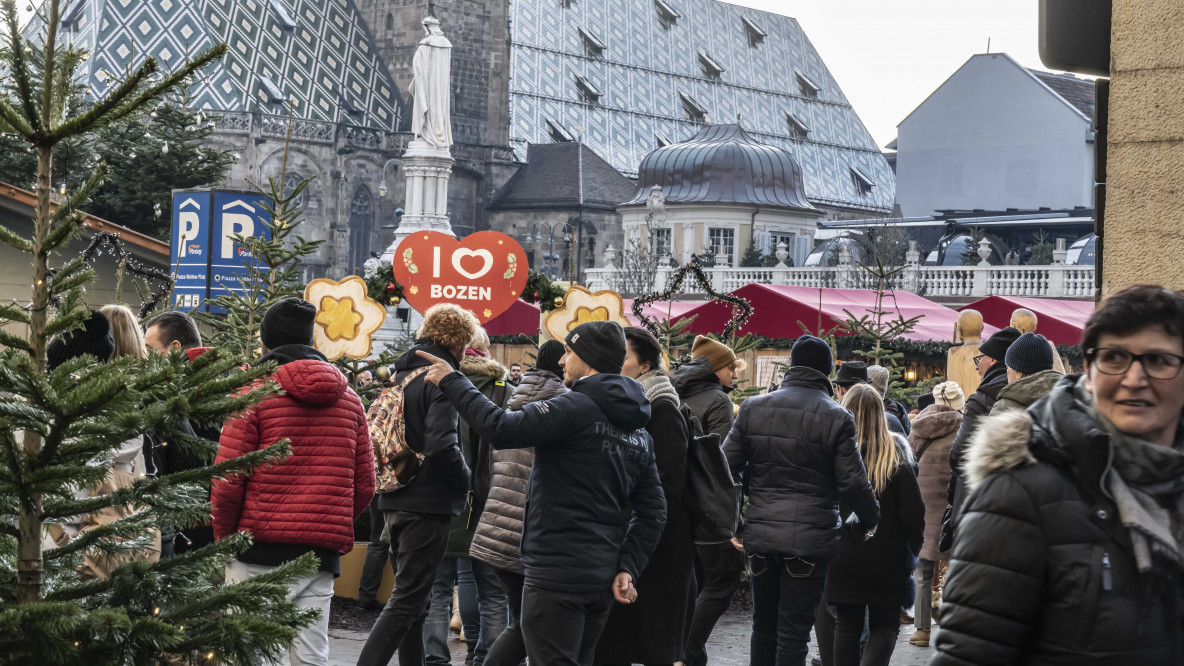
top-left (36, 283), bottom-right (1184, 666)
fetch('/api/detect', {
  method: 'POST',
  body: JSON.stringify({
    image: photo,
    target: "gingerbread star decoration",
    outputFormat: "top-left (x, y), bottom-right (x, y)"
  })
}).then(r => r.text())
top-left (543, 285), bottom-right (631, 341)
top-left (304, 276), bottom-right (388, 360)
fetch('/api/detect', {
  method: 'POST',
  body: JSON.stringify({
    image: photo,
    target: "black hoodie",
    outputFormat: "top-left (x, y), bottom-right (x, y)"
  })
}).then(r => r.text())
top-left (377, 341), bottom-right (471, 517)
top-left (438, 371), bottom-right (667, 593)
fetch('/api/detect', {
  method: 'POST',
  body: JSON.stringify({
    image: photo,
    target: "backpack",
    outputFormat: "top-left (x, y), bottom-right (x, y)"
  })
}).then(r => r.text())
top-left (367, 366), bottom-right (430, 493)
top-left (677, 401), bottom-right (742, 544)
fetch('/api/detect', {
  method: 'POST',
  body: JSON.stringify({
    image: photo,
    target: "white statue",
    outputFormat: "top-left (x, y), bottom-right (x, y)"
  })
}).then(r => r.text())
top-left (409, 17), bottom-right (453, 149)
top-left (645, 185), bottom-right (667, 223)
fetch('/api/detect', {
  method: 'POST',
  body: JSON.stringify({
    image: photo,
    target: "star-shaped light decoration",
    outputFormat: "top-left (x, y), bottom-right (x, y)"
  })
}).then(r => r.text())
top-left (304, 276), bottom-right (387, 360)
top-left (543, 285), bottom-right (631, 341)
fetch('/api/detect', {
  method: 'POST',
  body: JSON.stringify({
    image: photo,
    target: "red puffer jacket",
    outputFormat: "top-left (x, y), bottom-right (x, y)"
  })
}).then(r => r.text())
top-left (212, 356), bottom-right (375, 553)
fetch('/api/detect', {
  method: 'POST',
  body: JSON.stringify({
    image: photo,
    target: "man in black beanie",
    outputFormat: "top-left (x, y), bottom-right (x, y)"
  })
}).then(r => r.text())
top-left (414, 320), bottom-right (667, 666)
top-left (724, 334), bottom-right (879, 665)
top-left (942, 326), bottom-right (1021, 549)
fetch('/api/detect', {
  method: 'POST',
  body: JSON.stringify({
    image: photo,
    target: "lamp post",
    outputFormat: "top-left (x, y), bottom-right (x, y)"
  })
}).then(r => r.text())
top-left (377, 158), bottom-right (403, 199)
top-left (524, 221), bottom-right (575, 280)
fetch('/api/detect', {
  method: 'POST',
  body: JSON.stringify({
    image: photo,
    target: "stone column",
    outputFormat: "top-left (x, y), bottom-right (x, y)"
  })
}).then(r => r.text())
top-left (1105, 0), bottom-right (1184, 292)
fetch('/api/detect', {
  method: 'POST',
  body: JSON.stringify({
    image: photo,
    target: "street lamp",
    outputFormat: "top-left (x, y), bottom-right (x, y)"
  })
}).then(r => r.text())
top-left (377, 158), bottom-right (403, 198)
top-left (524, 221), bottom-right (575, 280)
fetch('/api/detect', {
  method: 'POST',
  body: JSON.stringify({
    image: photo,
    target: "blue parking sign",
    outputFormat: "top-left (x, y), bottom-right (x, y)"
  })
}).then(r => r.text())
top-left (169, 189), bottom-right (272, 312)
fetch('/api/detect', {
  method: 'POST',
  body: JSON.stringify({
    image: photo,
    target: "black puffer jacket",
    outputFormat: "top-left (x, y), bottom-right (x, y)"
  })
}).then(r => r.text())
top-left (946, 362), bottom-right (1008, 520)
top-left (723, 366), bottom-right (879, 560)
top-left (378, 342), bottom-right (471, 517)
top-left (933, 376), bottom-right (1184, 665)
top-left (439, 371), bottom-right (666, 594)
top-left (672, 357), bottom-right (734, 442)
top-left (469, 368), bottom-right (567, 574)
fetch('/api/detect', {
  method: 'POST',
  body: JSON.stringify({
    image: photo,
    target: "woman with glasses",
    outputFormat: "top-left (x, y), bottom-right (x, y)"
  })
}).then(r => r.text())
top-left (932, 285), bottom-right (1184, 665)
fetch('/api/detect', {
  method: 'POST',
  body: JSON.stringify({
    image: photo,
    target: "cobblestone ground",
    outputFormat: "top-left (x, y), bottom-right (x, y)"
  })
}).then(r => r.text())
top-left (327, 608), bottom-right (936, 665)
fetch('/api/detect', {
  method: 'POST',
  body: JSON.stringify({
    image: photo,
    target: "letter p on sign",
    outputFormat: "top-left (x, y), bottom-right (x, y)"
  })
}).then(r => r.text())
top-left (221, 200), bottom-right (255, 258)
top-left (177, 197), bottom-right (200, 258)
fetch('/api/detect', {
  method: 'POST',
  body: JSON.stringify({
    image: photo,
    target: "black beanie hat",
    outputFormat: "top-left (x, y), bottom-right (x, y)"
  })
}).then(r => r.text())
top-left (261, 297), bottom-right (317, 350)
top-left (979, 326), bottom-right (1021, 362)
top-left (47, 310), bottom-right (115, 371)
top-left (790, 335), bottom-right (834, 377)
top-left (564, 321), bottom-right (626, 374)
top-left (535, 339), bottom-right (565, 377)
top-left (1005, 332), bottom-right (1054, 375)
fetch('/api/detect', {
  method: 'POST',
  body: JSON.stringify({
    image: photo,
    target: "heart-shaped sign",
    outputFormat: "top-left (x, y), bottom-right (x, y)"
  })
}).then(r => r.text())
top-left (392, 230), bottom-right (529, 324)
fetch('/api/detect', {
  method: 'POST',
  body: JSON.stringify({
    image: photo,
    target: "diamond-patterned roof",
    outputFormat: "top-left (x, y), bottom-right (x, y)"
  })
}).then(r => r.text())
top-left (27, 0), bottom-right (400, 130)
top-left (509, 0), bottom-right (895, 213)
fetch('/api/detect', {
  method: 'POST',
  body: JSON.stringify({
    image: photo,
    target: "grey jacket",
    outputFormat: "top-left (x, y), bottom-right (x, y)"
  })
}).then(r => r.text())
top-left (468, 368), bottom-right (567, 574)
top-left (671, 357), bottom-right (734, 442)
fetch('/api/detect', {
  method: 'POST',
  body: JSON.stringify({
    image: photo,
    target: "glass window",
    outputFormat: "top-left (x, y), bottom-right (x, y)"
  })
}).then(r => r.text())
top-left (653, 228), bottom-right (672, 258)
top-left (708, 228), bottom-right (735, 266)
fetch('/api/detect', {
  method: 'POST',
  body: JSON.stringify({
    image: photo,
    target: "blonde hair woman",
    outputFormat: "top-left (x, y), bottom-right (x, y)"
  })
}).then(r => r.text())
top-left (818, 383), bottom-right (925, 666)
top-left (99, 304), bottom-right (148, 360)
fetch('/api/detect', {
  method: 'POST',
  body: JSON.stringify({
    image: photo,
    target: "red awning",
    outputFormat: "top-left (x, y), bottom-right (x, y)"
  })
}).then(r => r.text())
top-left (680, 284), bottom-right (996, 343)
top-left (622, 299), bottom-right (701, 327)
top-left (484, 299), bottom-right (542, 337)
top-left (959, 296), bottom-right (1094, 347)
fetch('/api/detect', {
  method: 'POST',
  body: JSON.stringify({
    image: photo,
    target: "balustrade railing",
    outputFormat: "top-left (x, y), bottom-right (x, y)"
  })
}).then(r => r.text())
top-left (585, 263), bottom-right (1095, 300)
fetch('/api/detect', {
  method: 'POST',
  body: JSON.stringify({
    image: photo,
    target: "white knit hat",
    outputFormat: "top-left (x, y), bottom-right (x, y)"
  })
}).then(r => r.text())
top-left (932, 381), bottom-right (966, 412)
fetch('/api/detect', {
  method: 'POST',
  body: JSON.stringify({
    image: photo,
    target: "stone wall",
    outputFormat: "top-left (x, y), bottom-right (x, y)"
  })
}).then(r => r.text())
top-left (1105, 0), bottom-right (1184, 292)
top-left (488, 208), bottom-right (624, 280)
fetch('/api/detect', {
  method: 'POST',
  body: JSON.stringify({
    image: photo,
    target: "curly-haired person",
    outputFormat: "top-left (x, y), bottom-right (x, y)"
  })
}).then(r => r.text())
top-left (358, 303), bottom-right (481, 666)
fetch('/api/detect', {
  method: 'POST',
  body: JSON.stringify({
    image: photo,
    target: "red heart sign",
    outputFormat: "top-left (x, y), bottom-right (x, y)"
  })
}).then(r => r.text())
top-left (392, 230), bottom-right (529, 324)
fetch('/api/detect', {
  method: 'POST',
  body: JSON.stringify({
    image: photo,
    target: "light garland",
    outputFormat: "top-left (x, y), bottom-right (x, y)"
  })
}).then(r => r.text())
top-left (631, 263), bottom-right (753, 340)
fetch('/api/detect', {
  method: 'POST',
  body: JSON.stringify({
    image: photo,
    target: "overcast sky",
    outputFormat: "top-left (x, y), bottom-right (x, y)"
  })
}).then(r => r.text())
top-left (19, 1), bottom-right (1047, 148)
top-left (729, 0), bottom-right (1046, 148)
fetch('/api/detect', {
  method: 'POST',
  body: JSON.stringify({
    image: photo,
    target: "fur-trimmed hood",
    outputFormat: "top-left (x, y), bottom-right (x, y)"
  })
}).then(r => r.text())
top-left (964, 409), bottom-right (1038, 493)
top-left (461, 355), bottom-right (508, 380)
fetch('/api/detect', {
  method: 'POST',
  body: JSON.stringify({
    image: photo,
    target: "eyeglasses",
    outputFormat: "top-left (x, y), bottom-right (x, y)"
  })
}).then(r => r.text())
top-left (1086, 347), bottom-right (1184, 380)
top-left (972, 354), bottom-right (987, 366)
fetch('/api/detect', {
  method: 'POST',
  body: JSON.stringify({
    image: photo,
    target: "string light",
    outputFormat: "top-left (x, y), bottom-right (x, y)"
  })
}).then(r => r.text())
top-left (632, 263), bottom-right (753, 341)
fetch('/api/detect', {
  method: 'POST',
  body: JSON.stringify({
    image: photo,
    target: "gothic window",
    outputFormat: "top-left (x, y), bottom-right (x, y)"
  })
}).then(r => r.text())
top-left (385, 13), bottom-right (394, 31)
top-left (348, 186), bottom-right (373, 275)
top-left (742, 16), bottom-right (766, 47)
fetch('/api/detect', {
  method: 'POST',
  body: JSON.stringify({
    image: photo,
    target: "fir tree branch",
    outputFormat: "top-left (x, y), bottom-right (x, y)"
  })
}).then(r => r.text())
top-left (0, 223), bottom-right (34, 252)
top-left (1, 0), bottom-right (44, 138)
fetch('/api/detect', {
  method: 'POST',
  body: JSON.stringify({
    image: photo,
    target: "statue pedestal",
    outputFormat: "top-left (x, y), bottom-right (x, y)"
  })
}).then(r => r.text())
top-left (379, 140), bottom-right (454, 268)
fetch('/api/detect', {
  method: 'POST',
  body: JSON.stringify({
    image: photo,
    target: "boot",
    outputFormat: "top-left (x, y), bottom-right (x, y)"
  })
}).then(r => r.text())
top-left (900, 609), bottom-right (914, 625)
top-left (451, 588), bottom-right (462, 634)
top-left (909, 628), bottom-right (931, 647)
top-left (464, 638), bottom-right (477, 666)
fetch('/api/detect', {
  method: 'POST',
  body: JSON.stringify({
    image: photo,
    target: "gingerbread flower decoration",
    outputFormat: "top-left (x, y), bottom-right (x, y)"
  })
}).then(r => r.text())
top-left (543, 285), bottom-right (631, 341)
top-left (304, 276), bottom-right (388, 360)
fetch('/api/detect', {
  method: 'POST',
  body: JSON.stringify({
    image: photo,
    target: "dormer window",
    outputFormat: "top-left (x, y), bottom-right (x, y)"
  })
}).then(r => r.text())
top-left (655, 0), bottom-right (680, 30)
top-left (796, 69), bottom-right (821, 99)
top-left (698, 50), bottom-right (724, 81)
top-left (851, 166), bottom-right (874, 196)
top-left (680, 92), bottom-right (707, 123)
top-left (656, 134), bottom-right (672, 148)
top-left (547, 119), bottom-right (576, 143)
top-left (259, 75), bottom-right (286, 104)
top-left (342, 97), bottom-right (363, 121)
top-left (785, 111), bottom-right (810, 139)
top-left (574, 74), bottom-right (602, 105)
top-left (269, 0), bottom-right (297, 30)
top-left (742, 16), bottom-right (766, 47)
top-left (579, 27), bottom-right (606, 58)
top-left (61, 2), bottom-right (84, 32)
top-left (560, 0), bottom-right (574, 7)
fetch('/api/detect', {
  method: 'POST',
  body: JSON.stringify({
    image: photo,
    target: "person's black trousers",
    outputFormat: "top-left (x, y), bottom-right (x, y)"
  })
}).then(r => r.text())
top-left (748, 553), bottom-right (828, 666)
top-left (685, 541), bottom-right (746, 665)
top-left (357, 498), bottom-right (391, 606)
top-left (832, 603), bottom-right (899, 666)
top-left (520, 584), bottom-right (614, 666)
top-left (355, 510), bottom-right (451, 666)
top-left (484, 567), bottom-right (527, 666)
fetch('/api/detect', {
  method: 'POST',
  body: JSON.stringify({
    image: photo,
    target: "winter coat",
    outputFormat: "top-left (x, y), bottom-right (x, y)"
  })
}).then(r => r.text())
top-left (946, 363), bottom-right (1009, 521)
top-left (439, 371), bottom-right (666, 594)
top-left (989, 369), bottom-right (1062, 416)
top-left (377, 342), bottom-right (471, 517)
top-left (672, 357), bottom-right (734, 442)
top-left (447, 355), bottom-right (514, 558)
top-left (723, 366), bottom-right (880, 560)
top-left (469, 368), bottom-right (567, 574)
top-left (933, 376), bottom-right (1184, 665)
top-left (886, 396), bottom-right (911, 436)
top-left (212, 344), bottom-right (375, 567)
top-left (908, 404), bottom-right (962, 562)
top-left (596, 393), bottom-right (696, 664)
top-left (825, 441), bottom-right (925, 607)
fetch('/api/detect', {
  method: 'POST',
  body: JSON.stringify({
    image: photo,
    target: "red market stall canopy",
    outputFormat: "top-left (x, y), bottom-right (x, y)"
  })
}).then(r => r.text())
top-left (484, 299), bottom-right (542, 337)
top-left (623, 299), bottom-right (701, 327)
top-left (681, 284), bottom-right (998, 343)
top-left (959, 296), bottom-right (1094, 347)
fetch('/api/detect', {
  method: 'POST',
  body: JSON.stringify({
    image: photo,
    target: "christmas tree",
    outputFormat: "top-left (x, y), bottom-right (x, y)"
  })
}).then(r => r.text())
top-left (0, 2), bottom-right (316, 662)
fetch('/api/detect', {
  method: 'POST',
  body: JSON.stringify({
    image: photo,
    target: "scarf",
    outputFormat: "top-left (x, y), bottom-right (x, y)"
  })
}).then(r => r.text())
top-left (638, 370), bottom-right (680, 408)
top-left (1073, 378), bottom-right (1184, 573)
